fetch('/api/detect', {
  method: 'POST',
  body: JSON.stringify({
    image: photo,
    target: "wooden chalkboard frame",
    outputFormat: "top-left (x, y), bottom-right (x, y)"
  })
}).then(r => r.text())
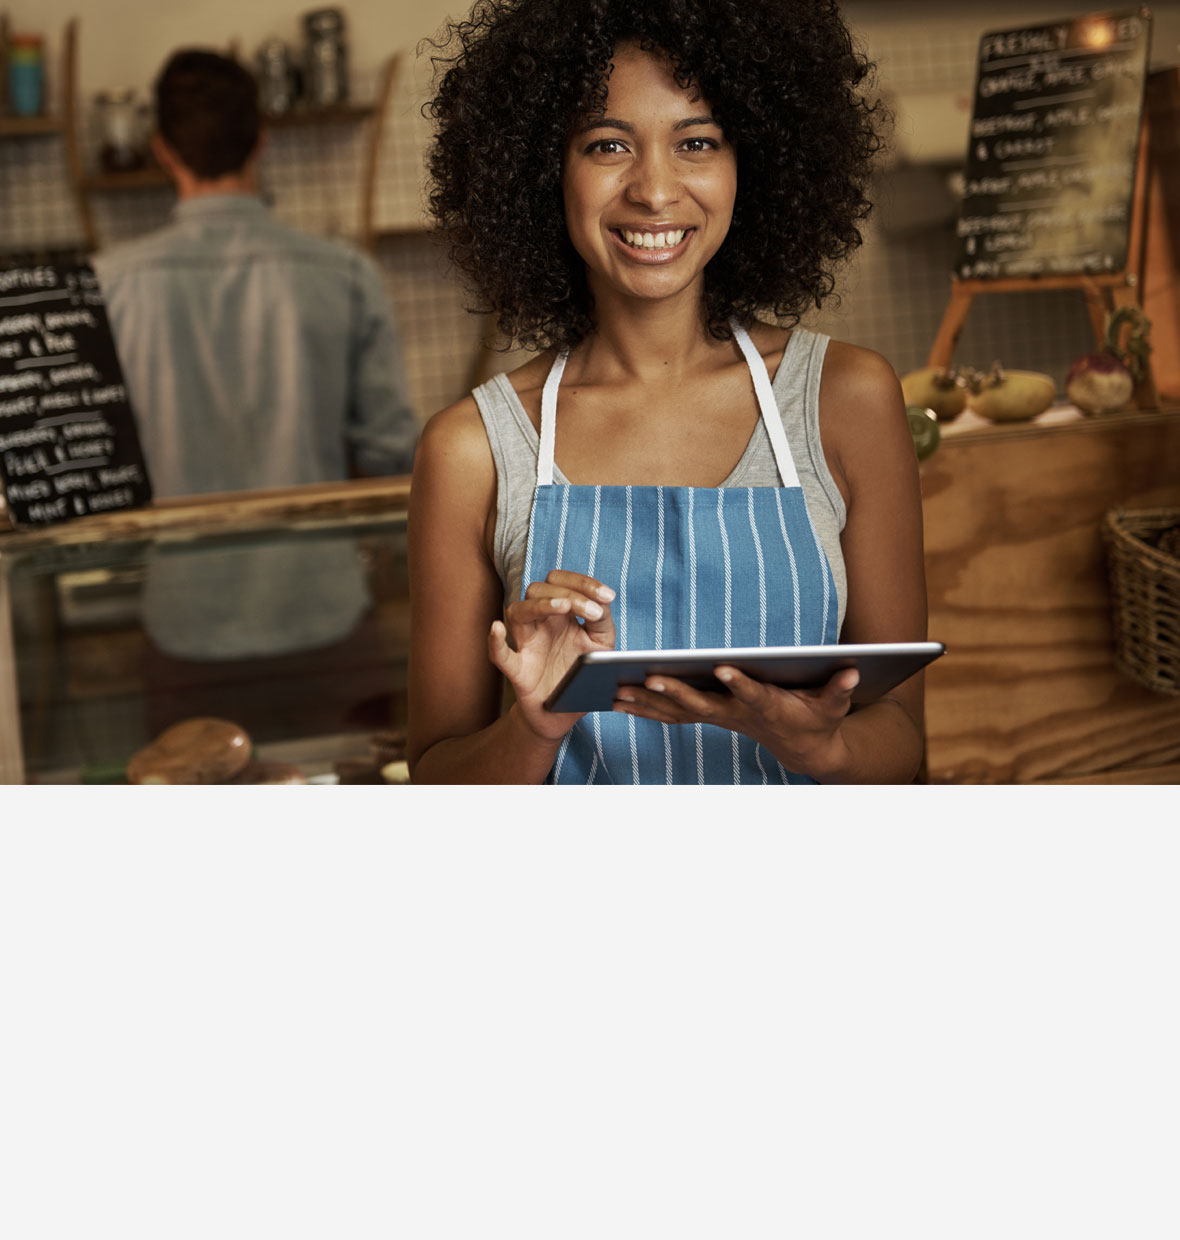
top-left (0, 253), bottom-right (153, 529)
top-left (928, 9), bottom-right (1159, 410)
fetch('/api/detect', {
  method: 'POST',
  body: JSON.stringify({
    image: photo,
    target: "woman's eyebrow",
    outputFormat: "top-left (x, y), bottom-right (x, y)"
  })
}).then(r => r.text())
top-left (575, 114), bottom-right (720, 134)
top-left (576, 116), bottom-right (634, 134)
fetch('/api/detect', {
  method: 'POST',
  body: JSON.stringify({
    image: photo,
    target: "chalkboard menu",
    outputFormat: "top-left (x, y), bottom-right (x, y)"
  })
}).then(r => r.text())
top-left (954, 8), bottom-right (1152, 280)
top-left (0, 257), bottom-right (152, 528)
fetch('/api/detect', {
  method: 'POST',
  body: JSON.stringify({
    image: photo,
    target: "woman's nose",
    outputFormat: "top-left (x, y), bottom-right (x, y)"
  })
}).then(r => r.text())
top-left (624, 152), bottom-right (679, 211)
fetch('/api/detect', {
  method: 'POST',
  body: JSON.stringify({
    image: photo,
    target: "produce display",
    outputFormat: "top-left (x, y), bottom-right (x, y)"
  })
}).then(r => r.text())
top-left (1066, 306), bottom-right (1151, 416)
top-left (900, 307), bottom-right (1153, 429)
top-left (900, 367), bottom-right (968, 421)
top-left (124, 720), bottom-right (407, 785)
top-left (902, 361), bottom-right (1056, 424)
top-left (126, 717), bottom-right (252, 785)
top-left (229, 761), bottom-right (307, 785)
top-left (964, 363), bottom-right (1057, 422)
top-left (905, 406), bottom-right (941, 461)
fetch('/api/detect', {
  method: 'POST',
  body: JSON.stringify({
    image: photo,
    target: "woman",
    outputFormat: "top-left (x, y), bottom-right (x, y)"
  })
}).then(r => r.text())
top-left (408, 0), bottom-right (928, 784)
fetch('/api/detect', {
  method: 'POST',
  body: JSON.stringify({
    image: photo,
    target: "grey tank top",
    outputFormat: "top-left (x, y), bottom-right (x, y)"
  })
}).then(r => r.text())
top-left (472, 326), bottom-right (848, 633)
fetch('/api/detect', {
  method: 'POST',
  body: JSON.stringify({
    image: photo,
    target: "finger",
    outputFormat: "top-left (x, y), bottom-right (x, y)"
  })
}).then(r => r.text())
top-left (520, 583), bottom-right (608, 623)
top-left (613, 689), bottom-right (682, 724)
top-left (640, 675), bottom-right (728, 719)
top-left (488, 619), bottom-right (518, 676)
top-left (542, 569), bottom-right (616, 605)
top-left (713, 665), bottom-right (775, 710)
top-left (791, 668), bottom-right (859, 720)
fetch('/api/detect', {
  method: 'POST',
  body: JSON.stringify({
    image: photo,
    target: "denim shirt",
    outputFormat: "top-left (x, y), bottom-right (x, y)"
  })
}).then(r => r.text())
top-left (94, 195), bottom-right (418, 660)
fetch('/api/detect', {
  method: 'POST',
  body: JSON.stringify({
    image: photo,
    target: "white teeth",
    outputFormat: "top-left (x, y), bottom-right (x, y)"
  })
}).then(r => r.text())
top-left (621, 229), bottom-right (686, 250)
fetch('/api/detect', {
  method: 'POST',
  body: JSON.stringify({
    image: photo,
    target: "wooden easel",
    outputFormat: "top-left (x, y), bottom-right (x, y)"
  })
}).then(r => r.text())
top-left (927, 111), bottom-right (1159, 410)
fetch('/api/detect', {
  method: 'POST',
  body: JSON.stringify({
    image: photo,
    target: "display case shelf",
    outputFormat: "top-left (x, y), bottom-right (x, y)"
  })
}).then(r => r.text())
top-left (80, 166), bottom-right (171, 192)
top-left (0, 477), bottom-right (412, 785)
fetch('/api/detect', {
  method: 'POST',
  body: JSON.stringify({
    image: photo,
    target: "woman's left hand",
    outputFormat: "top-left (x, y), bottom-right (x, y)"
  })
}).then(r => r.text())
top-left (613, 664), bottom-right (860, 780)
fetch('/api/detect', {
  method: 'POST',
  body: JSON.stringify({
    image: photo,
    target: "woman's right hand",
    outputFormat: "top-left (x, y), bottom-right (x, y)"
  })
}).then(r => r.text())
top-left (489, 569), bottom-right (616, 740)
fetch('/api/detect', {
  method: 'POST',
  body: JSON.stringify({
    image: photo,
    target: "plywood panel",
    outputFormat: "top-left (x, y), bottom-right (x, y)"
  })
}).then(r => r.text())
top-left (921, 409), bottom-right (1180, 783)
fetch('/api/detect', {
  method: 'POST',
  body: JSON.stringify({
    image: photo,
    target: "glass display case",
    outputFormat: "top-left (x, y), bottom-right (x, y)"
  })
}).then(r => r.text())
top-left (0, 477), bottom-right (411, 784)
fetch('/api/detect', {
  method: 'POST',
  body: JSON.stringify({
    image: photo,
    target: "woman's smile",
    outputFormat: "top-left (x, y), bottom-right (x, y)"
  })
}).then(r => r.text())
top-left (609, 226), bottom-right (694, 262)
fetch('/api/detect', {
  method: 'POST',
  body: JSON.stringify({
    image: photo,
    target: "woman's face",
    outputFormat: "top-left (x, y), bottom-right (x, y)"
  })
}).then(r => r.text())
top-left (562, 43), bottom-right (737, 310)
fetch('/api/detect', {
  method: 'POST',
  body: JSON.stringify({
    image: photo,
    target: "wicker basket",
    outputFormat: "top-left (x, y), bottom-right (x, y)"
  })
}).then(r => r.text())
top-left (1102, 506), bottom-right (1180, 696)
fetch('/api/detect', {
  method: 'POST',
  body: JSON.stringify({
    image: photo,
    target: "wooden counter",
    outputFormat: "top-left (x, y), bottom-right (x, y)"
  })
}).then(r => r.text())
top-left (920, 407), bottom-right (1180, 784)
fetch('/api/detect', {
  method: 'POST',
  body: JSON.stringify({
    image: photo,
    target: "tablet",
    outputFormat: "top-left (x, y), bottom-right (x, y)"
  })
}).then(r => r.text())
top-left (544, 641), bottom-right (945, 713)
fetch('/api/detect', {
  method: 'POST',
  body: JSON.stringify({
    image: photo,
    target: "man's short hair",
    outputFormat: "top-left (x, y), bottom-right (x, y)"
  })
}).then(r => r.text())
top-left (155, 49), bottom-right (260, 180)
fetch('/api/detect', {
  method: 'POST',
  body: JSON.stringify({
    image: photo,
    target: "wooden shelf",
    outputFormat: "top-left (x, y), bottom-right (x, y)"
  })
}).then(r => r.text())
top-left (81, 167), bottom-right (172, 193)
top-left (265, 102), bottom-right (375, 128)
top-left (0, 113), bottom-right (62, 137)
top-left (371, 224), bottom-right (436, 240)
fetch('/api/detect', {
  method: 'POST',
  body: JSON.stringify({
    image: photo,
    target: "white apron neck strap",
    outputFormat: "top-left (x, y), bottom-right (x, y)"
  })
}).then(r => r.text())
top-left (731, 321), bottom-right (801, 489)
top-left (537, 347), bottom-right (570, 487)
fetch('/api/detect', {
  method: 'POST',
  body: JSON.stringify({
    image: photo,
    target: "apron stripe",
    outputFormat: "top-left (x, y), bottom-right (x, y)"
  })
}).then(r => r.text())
top-left (754, 743), bottom-right (769, 785)
top-left (655, 486), bottom-right (665, 650)
top-left (620, 486), bottom-right (632, 650)
top-left (804, 505), bottom-right (833, 642)
top-left (748, 488), bottom-right (768, 646)
top-left (774, 488), bottom-right (802, 646)
top-left (718, 489), bottom-right (732, 646)
top-left (620, 487), bottom-right (639, 783)
top-left (688, 487), bottom-right (697, 647)
top-left (556, 485), bottom-right (570, 571)
top-left (523, 501), bottom-right (537, 596)
top-left (655, 489), bottom-right (673, 784)
top-left (717, 491), bottom-right (740, 785)
top-left (553, 731), bottom-right (572, 782)
top-left (588, 485), bottom-right (601, 578)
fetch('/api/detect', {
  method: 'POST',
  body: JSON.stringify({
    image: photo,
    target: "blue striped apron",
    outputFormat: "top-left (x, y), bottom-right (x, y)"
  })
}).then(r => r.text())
top-left (522, 322), bottom-right (839, 784)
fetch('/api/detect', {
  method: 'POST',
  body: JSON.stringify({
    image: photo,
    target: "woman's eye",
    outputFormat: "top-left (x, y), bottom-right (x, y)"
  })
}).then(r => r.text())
top-left (680, 137), bottom-right (718, 153)
top-left (587, 138), bottom-right (628, 155)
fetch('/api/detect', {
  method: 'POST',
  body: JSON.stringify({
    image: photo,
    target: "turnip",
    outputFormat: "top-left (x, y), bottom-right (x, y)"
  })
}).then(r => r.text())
top-left (1066, 306), bottom-right (1152, 415)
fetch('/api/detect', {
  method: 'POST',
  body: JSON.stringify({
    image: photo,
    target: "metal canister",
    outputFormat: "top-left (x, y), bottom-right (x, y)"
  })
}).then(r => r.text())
top-left (302, 8), bottom-right (348, 107)
top-left (256, 39), bottom-right (297, 117)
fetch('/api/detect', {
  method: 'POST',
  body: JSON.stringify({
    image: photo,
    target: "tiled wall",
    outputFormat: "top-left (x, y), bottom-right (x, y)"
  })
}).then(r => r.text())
top-left (0, 21), bottom-right (1134, 423)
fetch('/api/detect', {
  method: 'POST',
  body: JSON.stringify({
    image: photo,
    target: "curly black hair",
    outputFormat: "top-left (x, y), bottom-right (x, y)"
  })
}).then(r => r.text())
top-left (425, 0), bottom-right (884, 351)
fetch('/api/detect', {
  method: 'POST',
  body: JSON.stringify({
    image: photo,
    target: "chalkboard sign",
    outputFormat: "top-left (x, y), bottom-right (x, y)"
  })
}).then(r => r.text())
top-left (0, 257), bottom-right (152, 528)
top-left (954, 8), bottom-right (1152, 280)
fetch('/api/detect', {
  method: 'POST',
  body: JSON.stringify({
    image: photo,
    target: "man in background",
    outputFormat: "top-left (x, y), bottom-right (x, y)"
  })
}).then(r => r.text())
top-left (93, 49), bottom-right (419, 741)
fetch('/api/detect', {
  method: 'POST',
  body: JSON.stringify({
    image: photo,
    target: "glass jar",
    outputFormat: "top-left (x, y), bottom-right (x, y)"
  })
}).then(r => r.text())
top-left (302, 8), bottom-right (348, 108)
top-left (95, 90), bottom-right (147, 172)
top-left (7, 34), bottom-right (44, 118)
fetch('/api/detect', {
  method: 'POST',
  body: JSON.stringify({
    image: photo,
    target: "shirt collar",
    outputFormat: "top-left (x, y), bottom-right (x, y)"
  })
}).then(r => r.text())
top-left (173, 194), bottom-right (268, 223)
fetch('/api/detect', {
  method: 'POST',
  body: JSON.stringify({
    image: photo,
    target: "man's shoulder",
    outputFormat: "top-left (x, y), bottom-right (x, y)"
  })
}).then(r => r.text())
top-left (94, 206), bottom-right (374, 280)
top-left (250, 214), bottom-right (372, 272)
top-left (91, 222), bottom-right (190, 286)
